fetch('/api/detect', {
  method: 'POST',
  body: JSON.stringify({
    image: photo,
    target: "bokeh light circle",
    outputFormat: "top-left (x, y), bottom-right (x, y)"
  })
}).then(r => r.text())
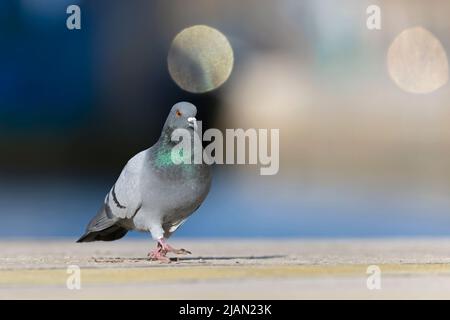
top-left (168, 25), bottom-right (234, 93)
top-left (387, 26), bottom-right (449, 94)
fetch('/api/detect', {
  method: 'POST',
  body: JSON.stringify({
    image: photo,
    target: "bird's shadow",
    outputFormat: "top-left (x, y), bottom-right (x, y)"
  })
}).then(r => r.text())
top-left (175, 255), bottom-right (285, 261)
top-left (91, 255), bottom-right (286, 263)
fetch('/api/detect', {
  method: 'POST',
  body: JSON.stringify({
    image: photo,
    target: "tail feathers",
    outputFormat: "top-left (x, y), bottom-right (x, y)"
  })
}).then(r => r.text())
top-left (77, 224), bottom-right (128, 242)
top-left (77, 203), bottom-right (128, 243)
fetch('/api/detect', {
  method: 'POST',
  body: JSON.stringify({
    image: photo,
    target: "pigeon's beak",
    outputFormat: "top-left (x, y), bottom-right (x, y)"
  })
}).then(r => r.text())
top-left (187, 117), bottom-right (197, 130)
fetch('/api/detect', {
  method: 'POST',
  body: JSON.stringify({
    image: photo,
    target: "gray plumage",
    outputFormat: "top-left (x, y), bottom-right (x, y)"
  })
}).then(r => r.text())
top-left (77, 102), bottom-right (211, 243)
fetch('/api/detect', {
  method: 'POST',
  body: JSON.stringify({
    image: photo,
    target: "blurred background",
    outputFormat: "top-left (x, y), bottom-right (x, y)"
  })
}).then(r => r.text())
top-left (1, 0), bottom-right (450, 239)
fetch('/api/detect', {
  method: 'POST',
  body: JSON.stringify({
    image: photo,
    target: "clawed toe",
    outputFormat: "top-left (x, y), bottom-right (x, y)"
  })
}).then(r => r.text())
top-left (164, 244), bottom-right (191, 255)
top-left (173, 248), bottom-right (191, 255)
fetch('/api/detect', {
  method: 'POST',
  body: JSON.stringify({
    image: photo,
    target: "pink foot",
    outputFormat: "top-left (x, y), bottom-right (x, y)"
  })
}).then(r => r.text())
top-left (147, 247), bottom-right (171, 263)
top-left (159, 239), bottom-right (192, 255)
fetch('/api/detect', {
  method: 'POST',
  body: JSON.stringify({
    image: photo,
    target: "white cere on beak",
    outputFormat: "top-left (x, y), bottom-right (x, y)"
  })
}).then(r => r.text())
top-left (188, 117), bottom-right (197, 129)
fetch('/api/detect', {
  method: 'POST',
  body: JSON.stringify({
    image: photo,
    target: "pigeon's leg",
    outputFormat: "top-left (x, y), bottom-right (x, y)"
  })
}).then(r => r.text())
top-left (147, 242), bottom-right (171, 262)
top-left (158, 238), bottom-right (191, 255)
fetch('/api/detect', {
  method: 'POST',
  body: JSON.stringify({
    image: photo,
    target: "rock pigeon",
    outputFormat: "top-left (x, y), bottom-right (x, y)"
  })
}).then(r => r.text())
top-left (77, 102), bottom-right (212, 262)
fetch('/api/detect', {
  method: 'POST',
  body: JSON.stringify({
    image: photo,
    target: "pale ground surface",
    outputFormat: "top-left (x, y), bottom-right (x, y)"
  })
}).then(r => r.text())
top-left (1, 238), bottom-right (450, 299)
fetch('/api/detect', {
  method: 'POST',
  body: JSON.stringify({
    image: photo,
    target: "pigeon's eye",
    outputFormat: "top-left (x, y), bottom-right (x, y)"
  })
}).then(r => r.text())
top-left (176, 110), bottom-right (182, 117)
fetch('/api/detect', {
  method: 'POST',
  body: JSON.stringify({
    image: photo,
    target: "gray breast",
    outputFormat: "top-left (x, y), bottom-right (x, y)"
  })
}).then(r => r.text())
top-left (162, 165), bottom-right (212, 223)
top-left (141, 162), bottom-right (212, 228)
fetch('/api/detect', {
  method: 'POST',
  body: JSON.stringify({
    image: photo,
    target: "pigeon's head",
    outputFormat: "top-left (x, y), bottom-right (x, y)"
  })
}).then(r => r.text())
top-left (164, 102), bottom-right (198, 132)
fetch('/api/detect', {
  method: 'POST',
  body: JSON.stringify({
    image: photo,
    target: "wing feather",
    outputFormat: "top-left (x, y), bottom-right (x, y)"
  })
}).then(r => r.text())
top-left (105, 150), bottom-right (146, 220)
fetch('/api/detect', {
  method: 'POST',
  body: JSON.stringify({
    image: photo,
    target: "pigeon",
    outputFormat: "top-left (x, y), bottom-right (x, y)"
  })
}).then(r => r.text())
top-left (77, 102), bottom-right (212, 262)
